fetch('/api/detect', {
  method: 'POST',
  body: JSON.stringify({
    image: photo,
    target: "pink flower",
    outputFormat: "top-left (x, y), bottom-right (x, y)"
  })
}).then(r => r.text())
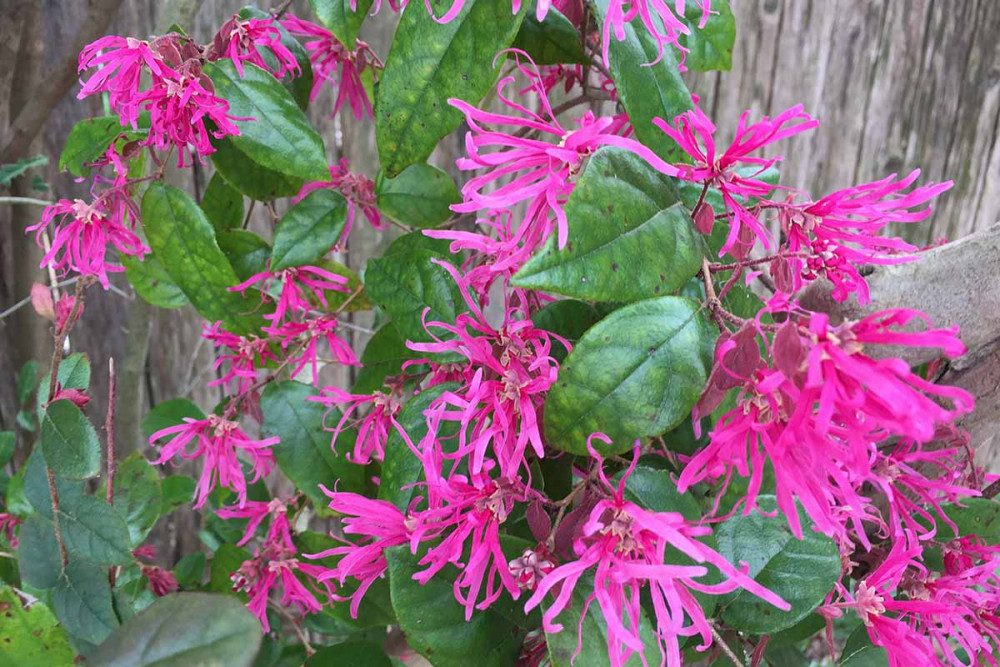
top-left (148, 414), bottom-right (278, 508)
top-left (281, 16), bottom-right (376, 119)
top-left (309, 387), bottom-right (405, 464)
top-left (525, 438), bottom-right (788, 667)
top-left (141, 565), bottom-right (179, 597)
top-left (653, 104), bottom-right (818, 256)
top-left (296, 160), bottom-right (383, 239)
top-left (273, 316), bottom-right (360, 384)
top-left (0, 513), bottom-right (22, 548)
top-left (450, 51), bottom-right (677, 250)
top-left (233, 548), bottom-right (330, 632)
top-left (28, 197), bottom-right (148, 288)
top-left (217, 498), bottom-right (295, 550)
top-left (305, 489), bottom-right (409, 618)
top-left (78, 36), bottom-right (169, 128)
top-left (210, 15), bottom-right (299, 78)
top-left (599, 0), bottom-right (710, 69)
top-left (203, 322), bottom-right (276, 396)
top-left (230, 265), bottom-right (351, 334)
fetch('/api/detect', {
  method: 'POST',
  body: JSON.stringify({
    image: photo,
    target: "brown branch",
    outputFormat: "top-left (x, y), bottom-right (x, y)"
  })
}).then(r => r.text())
top-left (106, 357), bottom-right (118, 587)
top-left (0, 0), bottom-right (126, 164)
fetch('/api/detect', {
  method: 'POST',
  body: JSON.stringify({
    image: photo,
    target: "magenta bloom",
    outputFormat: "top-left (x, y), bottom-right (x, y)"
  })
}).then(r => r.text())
top-left (28, 198), bottom-right (148, 288)
top-left (78, 36), bottom-right (169, 128)
top-left (217, 498), bottom-right (295, 550)
top-left (600, 0), bottom-right (709, 68)
top-left (281, 16), bottom-right (375, 119)
top-left (203, 322), bottom-right (276, 396)
top-left (526, 438), bottom-right (788, 667)
top-left (148, 414), bottom-right (278, 508)
top-left (296, 160), bottom-right (383, 239)
top-left (230, 265), bottom-right (350, 334)
top-left (305, 489), bottom-right (410, 617)
top-left (653, 104), bottom-right (818, 256)
top-left (210, 15), bottom-right (299, 78)
top-left (0, 513), bottom-right (22, 548)
top-left (309, 387), bottom-right (405, 464)
top-left (273, 316), bottom-right (360, 384)
top-left (233, 549), bottom-right (330, 632)
top-left (450, 52), bottom-right (677, 250)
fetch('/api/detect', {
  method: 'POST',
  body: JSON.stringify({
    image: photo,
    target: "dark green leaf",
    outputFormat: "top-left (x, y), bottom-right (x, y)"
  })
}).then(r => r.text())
top-left (678, 0), bottom-right (736, 72)
top-left (306, 640), bottom-right (390, 667)
top-left (0, 155), bottom-right (47, 186)
top-left (376, 0), bottom-right (528, 176)
top-left (238, 6), bottom-right (315, 110)
top-left (544, 297), bottom-right (714, 454)
top-left (217, 230), bottom-right (272, 282)
top-left (209, 544), bottom-right (251, 594)
top-left (16, 359), bottom-right (40, 405)
top-left (379, 383), bottom-right (458, 510)
top-left (21, 449), bottom-right (85, 520)
top-left (260, 381), bottom-right (366, 508)
top-left (60, 495), bottom-right (134, 566)
top-left (141, 182), bottom-right (261, 333)
top-left (205, 61), bottom-right (328, 181)
top-left (89, 592), bottom-right (262, 667)
top-left (942, 498), bottom-right (1000, 542)
top-left (0, 431), bottom-right (13, 467)
top-left (839, 626), bottom-right (888, 666)
top-left (141, 398), bottom-right (206, 441)
top-left (593, 0), bottom-right (692, 160)
top-left (513, 149), bottom-right (703, 301)
top-left (513, 5), bottom-right (586, 65)
top-left (309, 0), bottom-right (373, 48)
top-left (211, 138), bottom-right (304, 201)
top-left (53, 561), bottom-right (118, 646)
top-left (620, 465), bottom-right (701, 520)
top-left (271, 190), bottom-right (348, 270)
top-left (386, 544), bottom-right (530, 667)
top-left (122, 254), bottom-right (189, 309)
top-left (59, 117), bottom-right (143, 177)
top-left (160, 476), bottom-right (197, 513)
top-left (352, 325), bottom-right (422, 394)
top-left (0, 586), bottom-right (75, 666)
top-left (365, 241), bottom-right (466, 343)
top-left (17, 517), bottom-right (62, 589)
top-left (375, 163), bottom-right (461, 228)
top-left (717, 496), bottom-right (841, 634)
top-left (202, 172), bottom-right (245, 233)
top-left (113, 452), bottom-right (163, 544)
top-left (58, 352), bottom-right (91, 390)
top-left (530, 299), bottom-right (600, 362)
top-left (173, 552), bottom-right (207, 588)
top-left (40, 399), bottom-right (101, 479)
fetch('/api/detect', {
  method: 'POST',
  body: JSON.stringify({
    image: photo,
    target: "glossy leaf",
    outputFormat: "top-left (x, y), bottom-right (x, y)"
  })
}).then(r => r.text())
top-left (679, 0), bottom-right (736, 72)
top-left (0, 586), bottom-right (75, 666)
top-left (513, 149), bottom-right (703, 301)
top-left (217, 229), bottom-right (271, 282)
top-left (210, 138), bottom-right (304, 201)
top-left (113, 452), bottom-right (163, 544)
top-left (513, 6), bottom-right (586, 65)
top-left (89, 593), bottom-right (262, 667)
top-left (306, 640), bottom-right (390, 667)
top-left (530, 299), bottom-right (601, 362)
top-left (238, 5), bottom-right (315, 109)
top-left (141, 182), bottom-right (260, 333)
top-left (593, 0), bottom-right (692, 160)
top-left (59, 117), bottom-right (142, 177)
top-left (717, 496), bottom-right (841, 634)
top-left (386, 544), bottom-right (530, 667)
top-left (202, 172), bottom-right (244, 233)
top-left (53, 561), bottom-right (118, 646)
top-left (40, 399), bottom-right (101, 479)
top-left (270, 189), bottom-right (348, 270)
top-left (942, 499), bottom-right (1000, 543)
top-left (141, 398), bottom-right (206, 441)
top-left (375, 162), bottom-right (461, 228)
top-left (309, 0), bottom-right (373, 48)
top-left (620, 465), bottom-right (701, 521)
top-left (122, 254), bottom-right (189, 309)
top-left (375, 0), bottom-right (528, 176)
top-left (205, 61), bottom-right (328, 181)
top-left (260, 381), bottom-right (366, 507)
top-left (839, 626), bottom-right (889, 666)
top-left (352, 325), bottom-right (421, 394)
top-left (544, 297), bottom-right (715, 454)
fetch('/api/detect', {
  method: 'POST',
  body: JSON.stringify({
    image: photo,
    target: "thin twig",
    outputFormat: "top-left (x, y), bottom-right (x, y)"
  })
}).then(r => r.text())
top-left (105, 357), bottom-right (118, 586)
top-left (710, 623), bottom-right (746, 667)
top-left (0, 196), bottom-right (53, 206)
top-left (0, 277), bottom-right (80, 321)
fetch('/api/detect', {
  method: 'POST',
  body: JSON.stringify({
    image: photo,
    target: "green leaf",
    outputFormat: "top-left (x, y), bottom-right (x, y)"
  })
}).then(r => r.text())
top-left (59, 117), bottom-right (144, 177)
top-left (141, 182), bottom-right (260, 333)
top-left (544, 297), bottom-right (715, 454)
top-left (209, 544), bottom-right (251, 594)
top-left (942, 498), bottom-right (1000, 542)
top-left (678, 0), bottom-right (736, 72)
top-left (205, 61), bottom-right (328, 181)
top-left (160, 476), bottom-right (197, 513)
top-left (217, 230), bottom-right (271, 282)
top-left (309, 0), bottom-right (373, 48)
top-left (89, 592), bottom-right (262, 667)
top-left (593, 0), bottom-right (692, 160)
top-left (202, 172), bottom-right (244, 233)
top-left (21, 450), bottom-right (85, 520)
top-left (386, 544), bottom-right (530, 667)
top-left (260, 381), bottom-right (366, 508)
top-left (0, 155), bottom-right (47, 186)
top-left (113, 452), bottom-right (163, 544)
top-left (53, 561), bottom-right (118, 646)
top-left (211, 138), bottom-right (304, 201)
top-left (306, 640), bottom-right (390, 667)
top-left (513, 149), bottom-right (703, 301)
top-left (40, 399), bottom-right (102, 479)
top-left (122, 254), bottom-right (189, 309)
top-left (717, 496), bottom-right (841, 634)
top-left (379, 383), bottom-right (458, 510)
top-left (17, 517), bottom-right (62, 590)
top-left (839, 626), bottom-right (888, 666)
top-left (365, 239), bottom-right (466, 343)
top-left (620, 465), bottom-right (701, 520)
top-left (376, 0), bottom-right (528, 176)
top-left (238, 6), bottom-right (315, 110)
top-left (0, 430), bottom-right (15, 467)
top-left (58, 352), bottom-right (91, 390)
top-left (173, 552), bottom-right (207, 588)
top-left (270, 190), bottom-right (348, 270)
top-left (141, 398), bottom-right (206, 441)
top-left (546, 583), bottom-right (659, 667)
top-left (513, 5), bottom-right (586, 65)
top-left (16, 359), bottom-right (40, 405)
top-left (375, 163), bottom-right (461, 228)
top-left (0, 586), bottom-right (75, 666)
top-left (352, 325), bottom-right (422, 394)
top-left (530, 299), bottom-right (600, 362)
top-left (60, 494), bottom-right (134, 566)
